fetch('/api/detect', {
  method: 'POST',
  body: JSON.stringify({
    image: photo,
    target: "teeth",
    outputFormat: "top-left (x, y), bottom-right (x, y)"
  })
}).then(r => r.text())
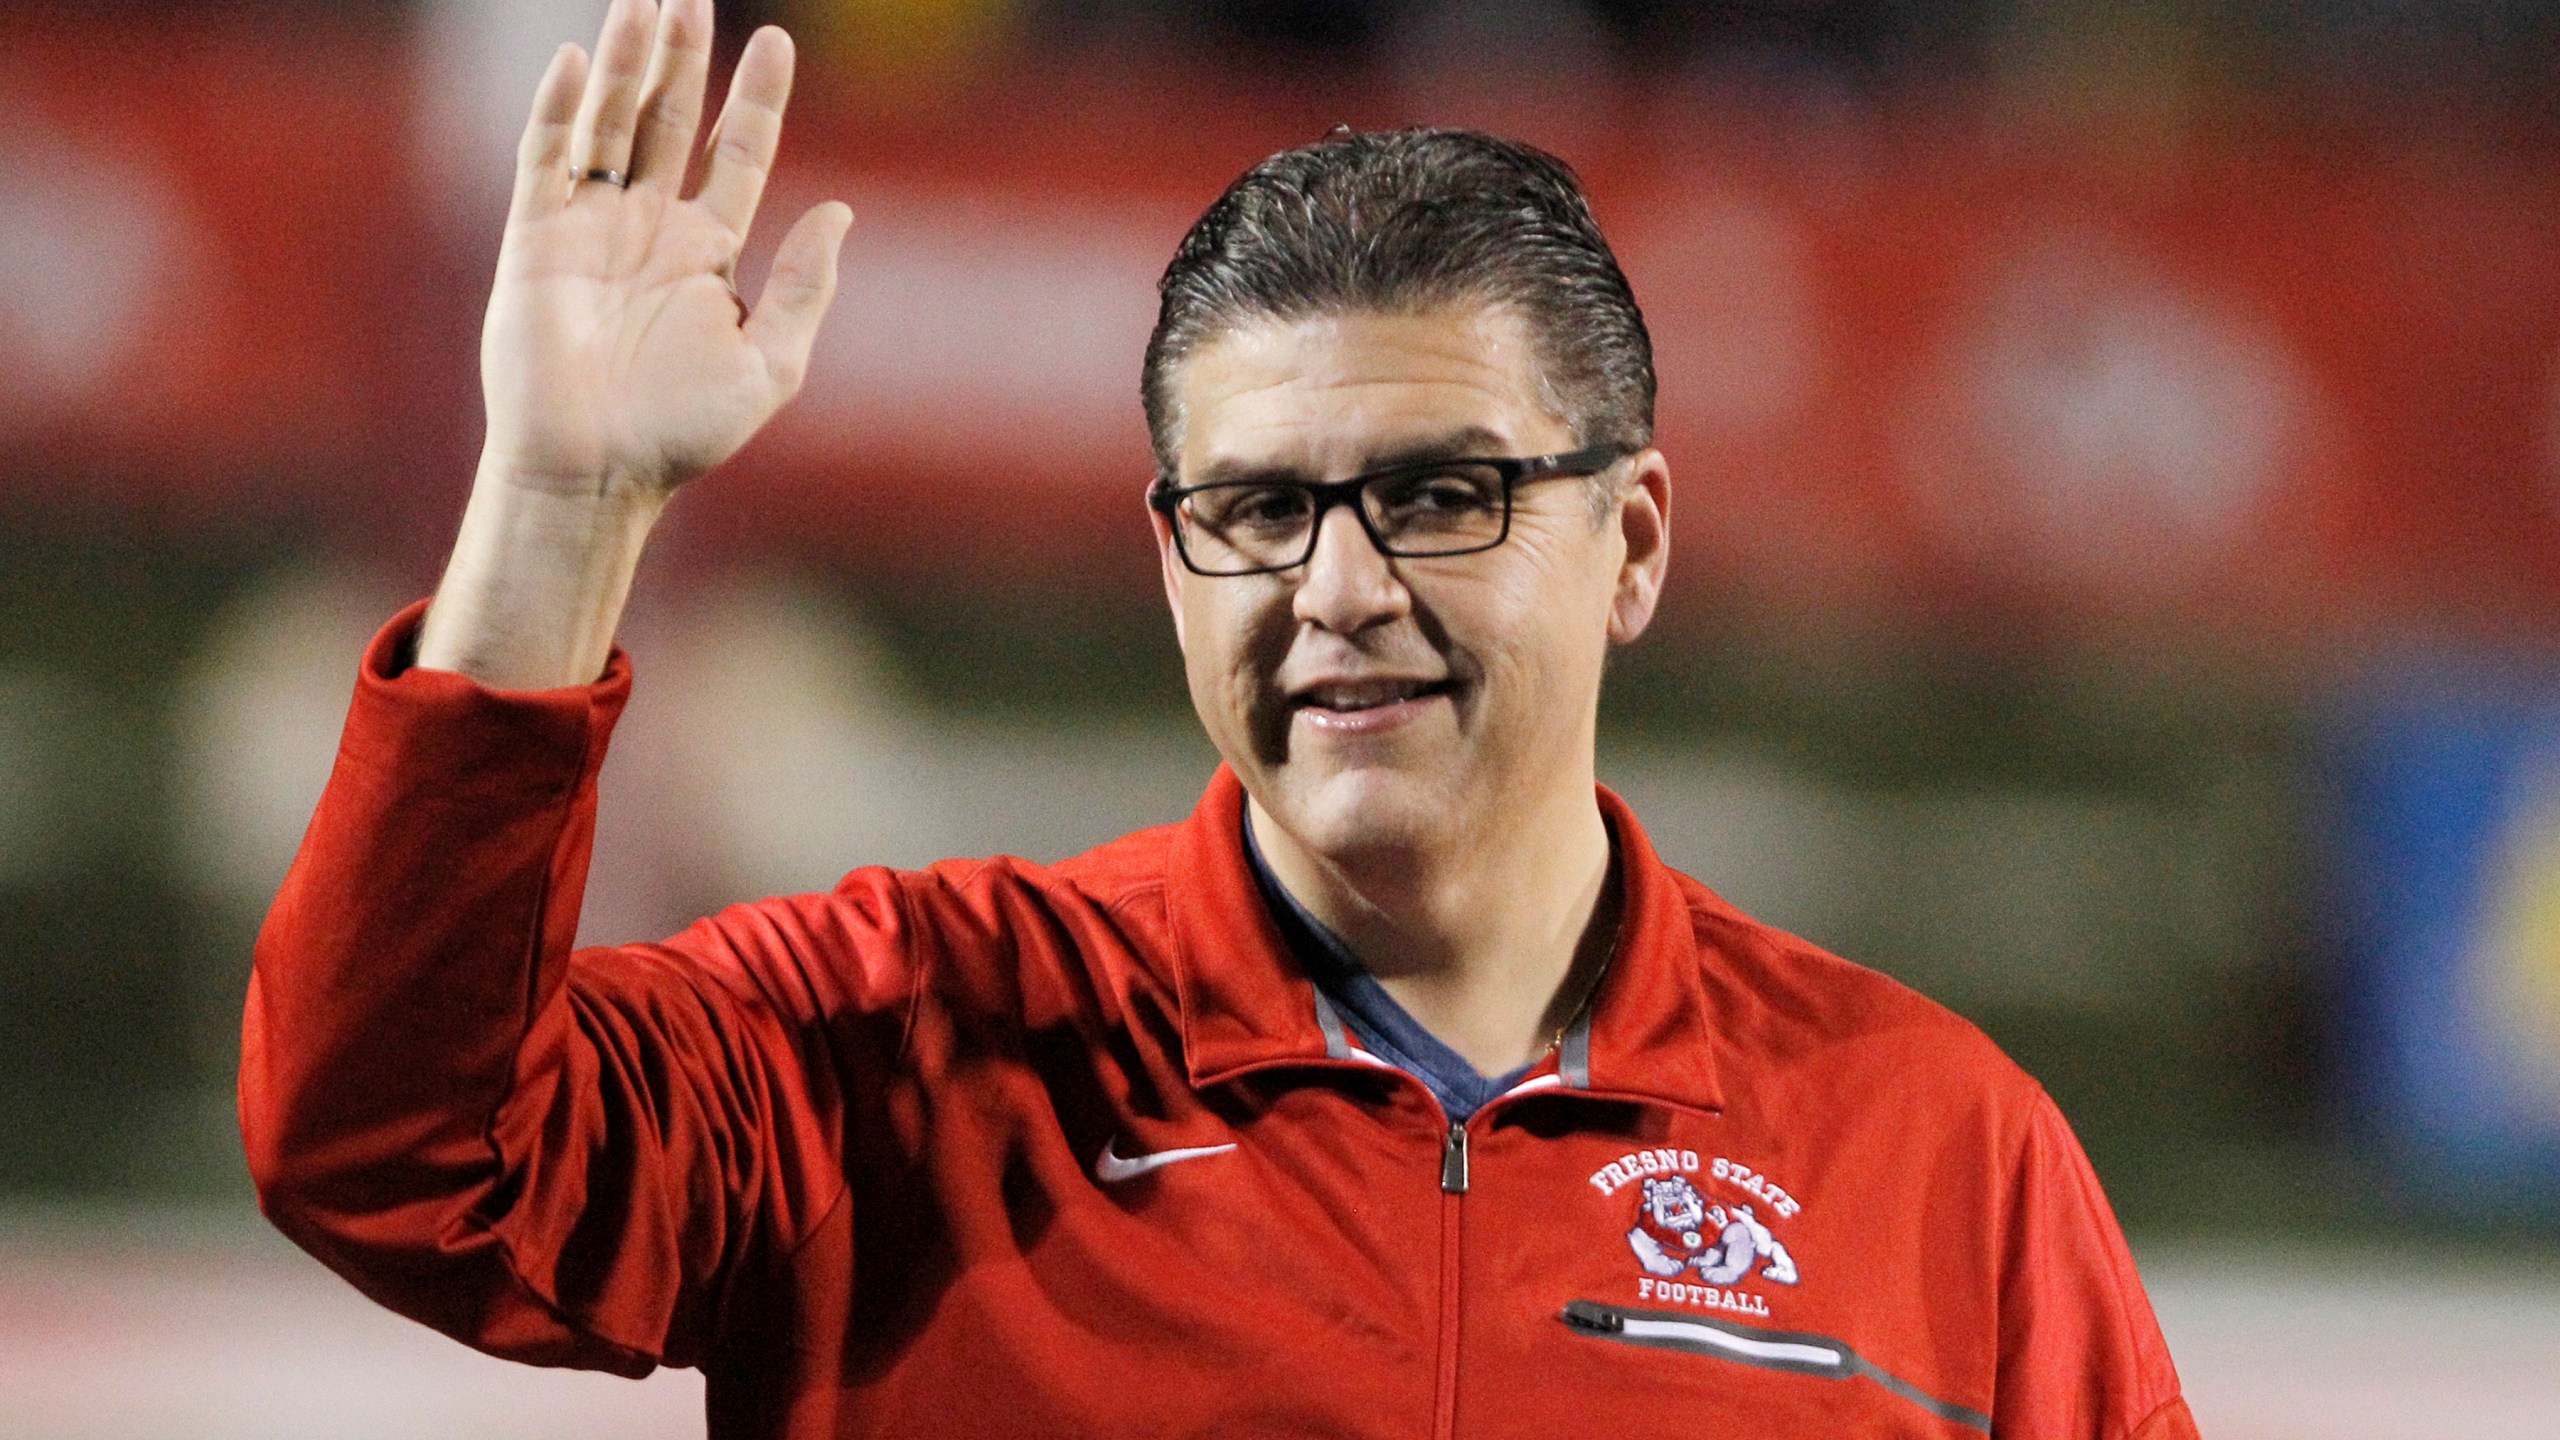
top-left (1306, 680), bottom-right (1429, 710)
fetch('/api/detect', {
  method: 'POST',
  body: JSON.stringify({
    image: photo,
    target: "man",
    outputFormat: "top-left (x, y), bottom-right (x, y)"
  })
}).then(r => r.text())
top-left (242, 1), bottom-right (2199, 1436)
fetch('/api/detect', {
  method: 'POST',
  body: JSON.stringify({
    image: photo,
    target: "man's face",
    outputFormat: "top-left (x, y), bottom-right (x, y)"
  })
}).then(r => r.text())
top-left (1155, 303), bottom-right (1669, 869)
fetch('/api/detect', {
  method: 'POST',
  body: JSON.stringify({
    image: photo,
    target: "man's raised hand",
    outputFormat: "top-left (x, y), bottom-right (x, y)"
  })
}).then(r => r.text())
top-left (481, 0), bottom-right (849, 497)
top-left (420, 0), bottom-right (849, 689)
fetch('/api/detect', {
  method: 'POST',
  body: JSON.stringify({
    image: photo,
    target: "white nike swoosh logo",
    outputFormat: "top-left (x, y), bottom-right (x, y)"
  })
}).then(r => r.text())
top-left (1093, 1137), bottom-right (1238, 1185)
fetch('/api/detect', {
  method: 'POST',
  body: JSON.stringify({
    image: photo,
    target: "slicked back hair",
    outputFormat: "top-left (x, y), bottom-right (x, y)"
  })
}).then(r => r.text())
top-left (1143, 128), bottom-right (1656, 495)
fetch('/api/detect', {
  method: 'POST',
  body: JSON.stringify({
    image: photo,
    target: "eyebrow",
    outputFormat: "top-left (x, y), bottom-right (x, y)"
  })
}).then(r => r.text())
top-left (1188, 426), bottom-right (1514, 488)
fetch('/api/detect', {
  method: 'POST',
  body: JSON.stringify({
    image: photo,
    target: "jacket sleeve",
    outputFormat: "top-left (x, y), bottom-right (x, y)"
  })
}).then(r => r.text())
top-left (238, 603), bottom-right (891, 1376)
top-left (1994, 1088), bottom-right (2201, 1440)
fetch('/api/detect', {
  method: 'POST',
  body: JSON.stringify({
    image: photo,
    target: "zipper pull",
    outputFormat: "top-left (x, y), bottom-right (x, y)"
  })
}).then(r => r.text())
top-left (1560, 1301), bottom-right (1622, 1334)
top-left (1441, 1123), bottom-right (1469, 1194)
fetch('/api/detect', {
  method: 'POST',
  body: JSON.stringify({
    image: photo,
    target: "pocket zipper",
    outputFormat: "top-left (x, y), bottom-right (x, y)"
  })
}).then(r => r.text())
top-left (1558, 1300), bottom-right (1991, 1434)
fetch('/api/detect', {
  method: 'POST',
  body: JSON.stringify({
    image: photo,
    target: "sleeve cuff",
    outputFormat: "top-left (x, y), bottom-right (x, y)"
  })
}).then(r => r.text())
top-left (342, 600), bottom-right (635, 790)
top-left (365, 598), bottom-right (634, 696)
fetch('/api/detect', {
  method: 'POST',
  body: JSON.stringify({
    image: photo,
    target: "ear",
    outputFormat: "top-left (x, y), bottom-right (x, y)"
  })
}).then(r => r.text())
top-left (1152, 507), bottom-right (1190, 651)
top-left (1607, 449), bottom-right (1671, 645)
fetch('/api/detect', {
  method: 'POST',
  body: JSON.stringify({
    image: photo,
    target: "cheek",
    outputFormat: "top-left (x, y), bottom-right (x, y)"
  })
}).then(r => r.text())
top-left (1178, 600), bottom-right (1246, 718)
top-left (1180, 587), bottom-right (1296, 759)
top-left (1457, 543), bottom-right (1613, 692)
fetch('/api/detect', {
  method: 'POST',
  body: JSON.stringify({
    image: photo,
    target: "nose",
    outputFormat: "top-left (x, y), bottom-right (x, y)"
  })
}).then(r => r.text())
top-left (1291, 501), bottom-right (1410, 635)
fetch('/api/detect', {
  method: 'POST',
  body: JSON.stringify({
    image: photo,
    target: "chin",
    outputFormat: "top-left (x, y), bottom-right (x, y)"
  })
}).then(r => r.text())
top-left (1267, 764), bottom-right (1458, 868)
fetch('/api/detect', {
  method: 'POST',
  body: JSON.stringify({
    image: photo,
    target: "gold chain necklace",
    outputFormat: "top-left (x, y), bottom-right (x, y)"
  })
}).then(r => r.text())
top-left (1544, 948), bottom-right (1611, 1057)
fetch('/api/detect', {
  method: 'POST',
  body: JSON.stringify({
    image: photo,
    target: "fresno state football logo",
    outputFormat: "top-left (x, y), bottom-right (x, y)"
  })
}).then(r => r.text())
top-left (1588, 1150), bottom-right (1804, 1316)
top-left (1624, 1175), bottom-right (1799, 1286)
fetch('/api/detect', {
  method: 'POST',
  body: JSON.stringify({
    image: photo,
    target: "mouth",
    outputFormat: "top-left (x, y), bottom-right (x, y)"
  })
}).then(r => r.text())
top-left (1288, 676), bottom-right (1458, 714)
top-left (1283, 676), bottom-right (1461, 738)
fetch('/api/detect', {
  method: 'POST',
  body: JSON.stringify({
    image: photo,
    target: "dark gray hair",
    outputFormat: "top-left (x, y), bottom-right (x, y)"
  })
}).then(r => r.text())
top-left (1142, 127), bottom-right (1655, 486)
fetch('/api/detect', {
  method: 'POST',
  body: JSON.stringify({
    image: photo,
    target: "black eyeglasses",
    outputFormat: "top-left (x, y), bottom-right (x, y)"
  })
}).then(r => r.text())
top-left (1149, 445), bottom-right (1628, 577)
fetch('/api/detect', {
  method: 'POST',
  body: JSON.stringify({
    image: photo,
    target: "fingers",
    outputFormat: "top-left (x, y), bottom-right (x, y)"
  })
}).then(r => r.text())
top-left (695, 26), bottom-right (796, 241)
top-left (628, 0), bottom-right (713, 193)
top-left (568, 0), bottom-right (659, 182)
top-left (507, 43), bottom-right (589, 226)
top-left (745, 201), bottom-right (854, 395)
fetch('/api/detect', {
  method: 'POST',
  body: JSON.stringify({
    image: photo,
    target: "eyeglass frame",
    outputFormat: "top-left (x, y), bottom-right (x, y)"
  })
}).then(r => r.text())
top-left (1147, 443), bottom-right (1632, 578)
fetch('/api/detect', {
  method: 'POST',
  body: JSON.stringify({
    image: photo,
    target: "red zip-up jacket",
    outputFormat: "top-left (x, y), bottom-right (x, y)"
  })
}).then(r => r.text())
top-left (241, 608), bottom-right (2199, 1439)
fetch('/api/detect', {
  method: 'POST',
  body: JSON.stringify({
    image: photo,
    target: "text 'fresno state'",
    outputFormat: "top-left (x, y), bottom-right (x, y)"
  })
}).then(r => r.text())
top-left (1586, 1151), bottom-right (1804, 1220)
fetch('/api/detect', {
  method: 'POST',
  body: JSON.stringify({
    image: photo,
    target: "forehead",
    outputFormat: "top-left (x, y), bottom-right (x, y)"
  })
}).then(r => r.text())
top-left (1171, 305), bottom-right (1570, 479)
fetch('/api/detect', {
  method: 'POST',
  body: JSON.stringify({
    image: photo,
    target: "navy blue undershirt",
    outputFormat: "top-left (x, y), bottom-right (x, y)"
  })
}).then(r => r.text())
top-left (1241, 811), bottom-right (1538, 1121)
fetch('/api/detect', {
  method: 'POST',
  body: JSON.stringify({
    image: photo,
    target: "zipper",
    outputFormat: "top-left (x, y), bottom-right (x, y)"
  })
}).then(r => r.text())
top-left (1439, 1121), bottom-right (1469, 1193)
top-left (1559, 1300), bottom-right (1846, 1374)
top-left (1557, 1300), bottom-right (1993, 1435)
top-left (1432, 1120), bottom-right (1466, 1439)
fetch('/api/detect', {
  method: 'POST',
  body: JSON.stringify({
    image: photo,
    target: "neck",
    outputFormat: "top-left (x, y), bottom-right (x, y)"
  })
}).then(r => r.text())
top-left (1248, 783), bottom-right (1617, 1077)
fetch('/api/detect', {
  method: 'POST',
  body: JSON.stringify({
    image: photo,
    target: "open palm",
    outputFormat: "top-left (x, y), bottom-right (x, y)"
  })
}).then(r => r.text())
top-left (480, 0), bottom-right (849, 497)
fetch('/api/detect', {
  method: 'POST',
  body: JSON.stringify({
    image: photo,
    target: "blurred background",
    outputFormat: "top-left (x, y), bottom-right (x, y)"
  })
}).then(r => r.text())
top-left (3, 0), bottom-right (2559, 1434)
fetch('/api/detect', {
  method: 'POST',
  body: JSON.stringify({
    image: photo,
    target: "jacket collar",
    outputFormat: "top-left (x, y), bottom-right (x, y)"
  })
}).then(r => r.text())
top-left (1165, 766), bottom-right (1724, 1114)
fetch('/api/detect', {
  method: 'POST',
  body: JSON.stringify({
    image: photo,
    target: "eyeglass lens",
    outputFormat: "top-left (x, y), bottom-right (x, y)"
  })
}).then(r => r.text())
top-left (1178, 462), bottom-right (1510, 573)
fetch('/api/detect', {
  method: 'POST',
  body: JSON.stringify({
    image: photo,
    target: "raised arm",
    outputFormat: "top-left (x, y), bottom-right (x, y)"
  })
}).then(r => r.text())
top-left (419, 0), bottom-right (850, 688)
top-left (243, 0), bottom-right (869, 1377)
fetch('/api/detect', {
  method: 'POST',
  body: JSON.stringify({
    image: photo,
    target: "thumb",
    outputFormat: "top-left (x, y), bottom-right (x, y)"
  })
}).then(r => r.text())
top-left (745, 200), bottom-right (854, 397)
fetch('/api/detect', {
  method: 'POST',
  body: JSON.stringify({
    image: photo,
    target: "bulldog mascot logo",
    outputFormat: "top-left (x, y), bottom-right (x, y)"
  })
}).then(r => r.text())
top-left (1626, 1175), bottom-right (1799, 1286)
